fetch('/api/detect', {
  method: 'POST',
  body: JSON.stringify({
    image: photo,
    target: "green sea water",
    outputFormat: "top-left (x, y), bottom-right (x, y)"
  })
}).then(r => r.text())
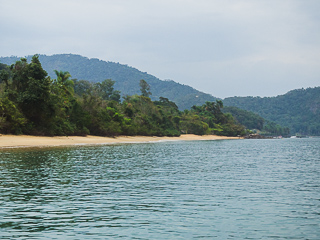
top-left (0, 138), bottom-right (319, 239)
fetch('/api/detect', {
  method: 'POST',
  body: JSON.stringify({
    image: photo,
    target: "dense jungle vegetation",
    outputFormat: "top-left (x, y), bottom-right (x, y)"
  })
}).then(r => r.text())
top-left (0, 55), bottom-right (247, 137)
top-left (0, 54), bottom-right (217, 110)
top-left (2, 54), bottom-right (318, 136)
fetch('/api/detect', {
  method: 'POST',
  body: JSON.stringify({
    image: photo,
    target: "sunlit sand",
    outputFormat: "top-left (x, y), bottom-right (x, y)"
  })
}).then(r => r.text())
top-left (0, 134), bottom-right (242, 148)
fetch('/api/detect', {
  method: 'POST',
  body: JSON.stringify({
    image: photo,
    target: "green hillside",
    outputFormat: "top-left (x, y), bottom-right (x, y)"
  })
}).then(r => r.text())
top-left (2, 54), bottom-right (318, 136)
top-left (0, 55), bottom-right (244, 137)
top-left (0, 54), bottom-right (216, 110)
top-left (223, 87), bottom-right (320, 135)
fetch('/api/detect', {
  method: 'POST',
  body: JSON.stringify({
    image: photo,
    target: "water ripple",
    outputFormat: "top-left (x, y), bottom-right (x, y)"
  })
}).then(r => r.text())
top-left (0, 138), bottom-right (319, 239)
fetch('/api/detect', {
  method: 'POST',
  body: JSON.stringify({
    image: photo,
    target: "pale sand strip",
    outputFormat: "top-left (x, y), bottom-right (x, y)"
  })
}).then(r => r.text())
top-left (0, 134), bottom-right (241, 149)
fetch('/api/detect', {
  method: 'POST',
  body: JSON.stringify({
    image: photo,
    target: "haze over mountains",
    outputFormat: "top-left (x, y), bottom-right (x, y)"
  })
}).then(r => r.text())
top-left (1, 54), bottom-right (319, 135)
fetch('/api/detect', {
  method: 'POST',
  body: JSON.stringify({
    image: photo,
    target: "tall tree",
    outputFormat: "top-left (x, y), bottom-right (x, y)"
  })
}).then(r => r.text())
top-left (139, 79), bottom-right (151, 98)
top-left (54, 70), bottom-right (74, 96)
top-left (9, 55), bottom-right (54, 126)
top-left (0, 67), bottom-right (9, 87)
top-left (94, 79), bottom-right (120, 102)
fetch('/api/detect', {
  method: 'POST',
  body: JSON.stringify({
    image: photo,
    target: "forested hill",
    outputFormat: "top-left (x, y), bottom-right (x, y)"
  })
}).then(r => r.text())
top-left (0, 55), bottom-right (246, 137)
top-left (0, 54), bottom-right (216, 110)
top-left (223, 87), bottom-right (320, 135)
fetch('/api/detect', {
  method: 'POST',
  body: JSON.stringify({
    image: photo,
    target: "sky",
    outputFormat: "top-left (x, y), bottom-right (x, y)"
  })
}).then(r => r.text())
top-left (1, 0), bottom-right (320, 98)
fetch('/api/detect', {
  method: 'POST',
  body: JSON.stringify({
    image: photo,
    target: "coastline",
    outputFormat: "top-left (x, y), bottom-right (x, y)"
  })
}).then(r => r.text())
top-left (0, 134), bottom-right (242, 149)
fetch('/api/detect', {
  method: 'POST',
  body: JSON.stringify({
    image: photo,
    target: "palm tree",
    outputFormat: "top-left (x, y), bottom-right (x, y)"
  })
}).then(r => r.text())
top-left (54, 70), bottom-right (74, 96)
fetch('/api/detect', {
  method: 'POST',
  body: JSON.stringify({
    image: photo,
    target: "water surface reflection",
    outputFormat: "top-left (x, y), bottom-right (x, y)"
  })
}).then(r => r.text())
top-left (1, 139), bottom-right (319, 239)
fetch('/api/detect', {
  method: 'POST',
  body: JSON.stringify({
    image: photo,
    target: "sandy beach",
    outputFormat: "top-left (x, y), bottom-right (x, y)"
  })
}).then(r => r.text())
top-left (0, 134), bottom-right (241, 149)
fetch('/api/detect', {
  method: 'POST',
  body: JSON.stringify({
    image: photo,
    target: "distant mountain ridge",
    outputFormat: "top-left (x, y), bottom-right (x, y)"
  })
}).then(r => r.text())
top-left (0, 54), bottom-right (216, 110)
top-left (1, 54), bottom-right (319, 135)
top-left (223, 87), bottom-right (320, 135)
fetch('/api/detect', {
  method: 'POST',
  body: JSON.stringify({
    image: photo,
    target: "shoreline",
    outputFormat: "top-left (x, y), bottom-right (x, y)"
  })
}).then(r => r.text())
top-left (0, 134), bottom-right (242, 149)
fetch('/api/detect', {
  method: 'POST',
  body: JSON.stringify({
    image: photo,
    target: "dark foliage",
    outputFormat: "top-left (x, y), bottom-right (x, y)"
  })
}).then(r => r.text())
top-left (0, 54), bottom-right (217, 110)
top-left (0, 56), bottom-right (245, 137)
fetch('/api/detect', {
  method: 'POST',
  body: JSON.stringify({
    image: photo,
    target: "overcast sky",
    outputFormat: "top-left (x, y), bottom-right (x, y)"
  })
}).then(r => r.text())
top-left (1, 0), bottom-right (319, 98)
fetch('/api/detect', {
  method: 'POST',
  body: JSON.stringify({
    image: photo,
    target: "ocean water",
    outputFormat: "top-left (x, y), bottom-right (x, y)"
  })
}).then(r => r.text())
top-left (0, 138), bottom-right (319, 239)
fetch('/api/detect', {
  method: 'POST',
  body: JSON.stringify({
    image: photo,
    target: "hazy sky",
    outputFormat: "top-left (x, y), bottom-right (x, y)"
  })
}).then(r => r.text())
top-left (1, 0), bottom-right (319, 98)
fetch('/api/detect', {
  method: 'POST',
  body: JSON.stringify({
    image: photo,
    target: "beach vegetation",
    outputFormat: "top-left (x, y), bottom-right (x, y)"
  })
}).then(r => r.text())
top-left (0, 55), bottom-right (250, 137)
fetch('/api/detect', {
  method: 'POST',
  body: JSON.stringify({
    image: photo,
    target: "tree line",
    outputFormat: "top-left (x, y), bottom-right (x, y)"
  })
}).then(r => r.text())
top-left (0, 54), bottom-right (218, 110)
top-left (0, 55), bottom-right (247, 137)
